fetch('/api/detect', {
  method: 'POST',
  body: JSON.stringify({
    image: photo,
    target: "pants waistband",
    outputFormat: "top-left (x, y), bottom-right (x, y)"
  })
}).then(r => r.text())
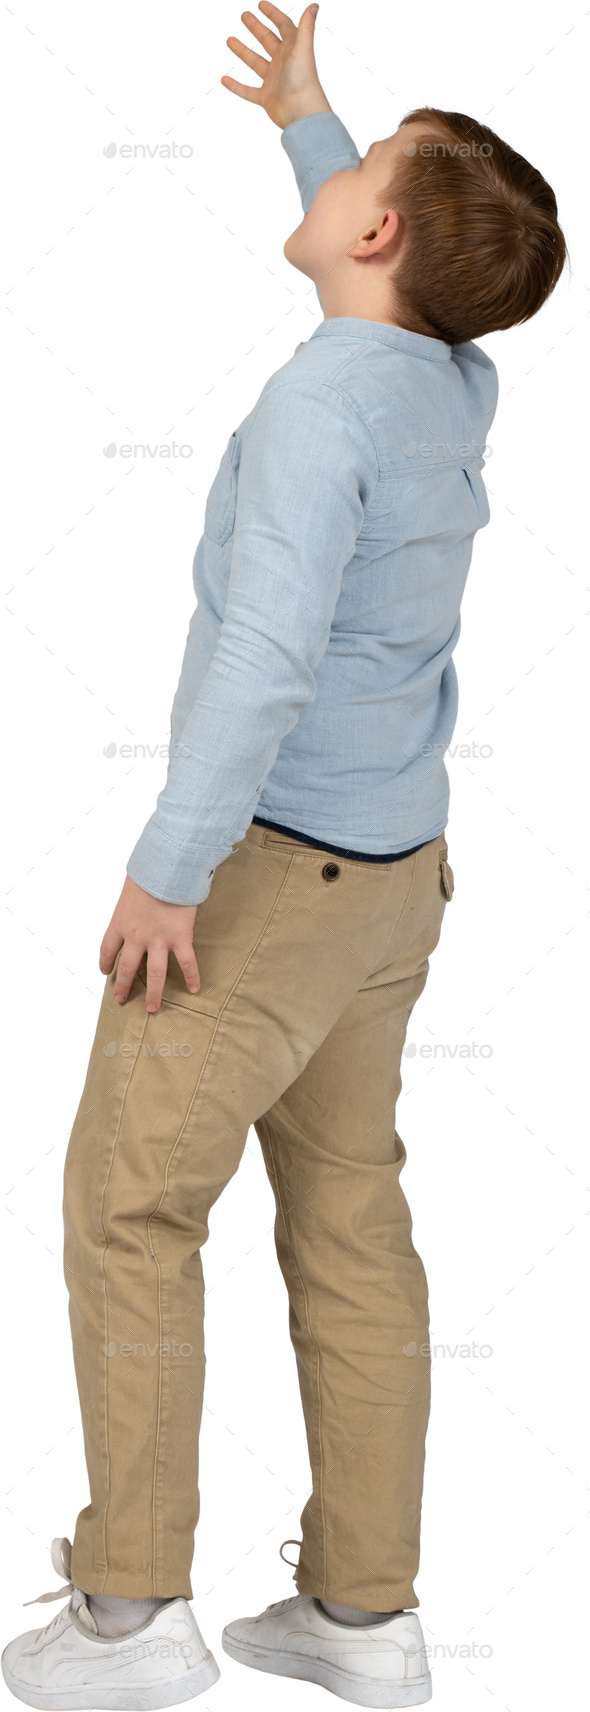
top-left (251, 814), bottom-right (434, 864)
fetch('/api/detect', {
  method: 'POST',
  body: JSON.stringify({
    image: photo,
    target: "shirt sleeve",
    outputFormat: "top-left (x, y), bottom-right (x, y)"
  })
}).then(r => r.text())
top-left (281, 111), bottom-right (361, 213)
top-left (126, 380), bottom-right (378, 905)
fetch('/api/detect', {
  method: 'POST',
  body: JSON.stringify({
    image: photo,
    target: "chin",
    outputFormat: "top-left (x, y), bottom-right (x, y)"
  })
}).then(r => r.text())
top-left (283, 223), bottom-right (311, 277)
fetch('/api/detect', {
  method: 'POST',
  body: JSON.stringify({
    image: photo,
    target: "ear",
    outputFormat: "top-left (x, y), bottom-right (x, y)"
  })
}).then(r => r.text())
top-left (347, 208), bottom-right (401, 259)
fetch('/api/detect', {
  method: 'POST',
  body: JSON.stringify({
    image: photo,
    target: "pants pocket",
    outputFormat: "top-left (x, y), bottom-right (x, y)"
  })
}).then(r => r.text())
top-left (440, 853), bottom-right (454, 901)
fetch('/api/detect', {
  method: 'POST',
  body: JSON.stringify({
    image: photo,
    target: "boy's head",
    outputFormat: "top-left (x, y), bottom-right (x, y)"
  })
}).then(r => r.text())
top-left (285, 110), bottom-right (567, 344)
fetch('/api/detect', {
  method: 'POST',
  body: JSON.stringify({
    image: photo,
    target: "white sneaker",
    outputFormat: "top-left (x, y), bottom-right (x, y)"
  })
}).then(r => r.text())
top-left (2, 1538), bottom-right (220, 1710)
top-left (222, 1593), bottom-right (432, 1708)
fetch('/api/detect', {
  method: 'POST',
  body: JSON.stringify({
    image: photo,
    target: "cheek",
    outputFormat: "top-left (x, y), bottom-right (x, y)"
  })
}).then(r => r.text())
top-left (285, 176), bottom-right (360, 272)
top-left (315, 177), bottom-right (362, 249)
top-left (305, 195), bottom-right (345, 259)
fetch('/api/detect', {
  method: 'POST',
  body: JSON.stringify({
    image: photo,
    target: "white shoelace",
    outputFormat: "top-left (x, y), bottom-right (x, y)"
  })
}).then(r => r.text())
top-left (24, 1538), bottom-right (74, 1608)
top-left (23, 1537), bottom-right (98, 1637)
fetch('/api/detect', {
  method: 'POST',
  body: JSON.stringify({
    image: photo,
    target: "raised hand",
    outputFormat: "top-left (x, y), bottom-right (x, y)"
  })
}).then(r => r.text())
top-left (221, 3), bottom-right (332, 130)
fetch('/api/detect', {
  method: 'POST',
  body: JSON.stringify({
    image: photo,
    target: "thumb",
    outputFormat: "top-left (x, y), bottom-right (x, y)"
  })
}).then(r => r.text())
top-left (301, 4), bottom-right (319, 31)
top-left (297, 5), bottom-right (319, 56)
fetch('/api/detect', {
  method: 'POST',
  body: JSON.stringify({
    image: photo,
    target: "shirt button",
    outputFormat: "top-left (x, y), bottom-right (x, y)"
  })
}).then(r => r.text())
top-left (322, 862), bottom-right (340, 882)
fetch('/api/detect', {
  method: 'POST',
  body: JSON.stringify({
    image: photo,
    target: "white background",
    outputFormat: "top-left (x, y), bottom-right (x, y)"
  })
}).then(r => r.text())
top-left (1, 2), bottom-right (588, 1708)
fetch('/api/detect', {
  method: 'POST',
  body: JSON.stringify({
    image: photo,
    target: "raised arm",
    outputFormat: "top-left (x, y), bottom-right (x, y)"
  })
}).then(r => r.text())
top-left (221, 4), bottom-right (360, 294)
top-left (222, 4), bottom-right (360, 205)
top-left (280, 111), bottom-right (360, 214)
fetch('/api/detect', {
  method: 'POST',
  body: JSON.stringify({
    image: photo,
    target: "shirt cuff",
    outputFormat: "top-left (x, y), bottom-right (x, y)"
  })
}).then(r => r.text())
top-left (281, 111), bottom-right (360, 212)
top-left (126, 822), bottom-right (229, 906)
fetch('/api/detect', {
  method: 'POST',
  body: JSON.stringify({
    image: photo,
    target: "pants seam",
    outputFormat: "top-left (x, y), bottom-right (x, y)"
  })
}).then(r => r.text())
top-left (98, 1000), bottom-right (151, 1593)
top-left (146, 854), bottom-right (298, 1590)
top-left (258, 1113), bottom-right (328, 1599)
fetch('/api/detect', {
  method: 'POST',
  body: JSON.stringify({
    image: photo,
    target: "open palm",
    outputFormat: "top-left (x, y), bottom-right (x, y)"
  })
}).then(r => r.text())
top-left (221, 2), bottom-right (331, 130)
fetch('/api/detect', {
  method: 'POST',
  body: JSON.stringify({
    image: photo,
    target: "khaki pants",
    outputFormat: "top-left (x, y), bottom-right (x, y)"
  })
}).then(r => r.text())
top-left (64, 820), bottom-right (453, 1612)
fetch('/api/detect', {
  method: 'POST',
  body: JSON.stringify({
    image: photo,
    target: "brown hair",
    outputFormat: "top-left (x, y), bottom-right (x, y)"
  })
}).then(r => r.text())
top-left (382, 108), bottom-right (568, 345)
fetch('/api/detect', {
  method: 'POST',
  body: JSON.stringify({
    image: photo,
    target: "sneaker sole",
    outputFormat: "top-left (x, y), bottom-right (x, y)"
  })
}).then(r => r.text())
top-left (1, 1649), bottom-right (220, 1711)
top-left (221, 1629), bottom-right (432, 1708)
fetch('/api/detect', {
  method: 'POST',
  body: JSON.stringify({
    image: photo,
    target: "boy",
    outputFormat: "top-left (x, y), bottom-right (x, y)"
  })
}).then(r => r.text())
top-left (2, 4), bottom-right (566, 1708)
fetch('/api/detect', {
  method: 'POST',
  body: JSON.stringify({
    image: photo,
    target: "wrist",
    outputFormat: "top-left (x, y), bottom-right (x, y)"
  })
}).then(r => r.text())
top-left (280, 95), bottom-right (332, 131)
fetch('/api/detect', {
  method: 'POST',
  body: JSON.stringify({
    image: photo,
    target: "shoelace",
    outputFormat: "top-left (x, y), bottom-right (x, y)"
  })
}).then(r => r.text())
top-left (28, 1606), bottom-right (70, 1644)
top-left (271, 1538), bottom-right (303, 1613)
top-left (24, 1538), bottom-right (74, 1608)
top-left (23, 1537), bottom-right (97, 1635)
top-left (27, 1534), bottom-right (305, 1627)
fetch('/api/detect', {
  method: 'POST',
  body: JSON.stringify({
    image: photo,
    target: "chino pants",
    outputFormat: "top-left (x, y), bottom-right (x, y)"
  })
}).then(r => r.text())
top-left (63, 819), bottom-right (453, 1612)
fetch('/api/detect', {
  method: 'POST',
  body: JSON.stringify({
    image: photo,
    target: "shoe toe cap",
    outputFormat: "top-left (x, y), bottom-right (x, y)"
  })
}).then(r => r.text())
top-left (2, 1629), bottom-right (43, 1682)
top-left (223, 1615), bottom-right (261, 1645)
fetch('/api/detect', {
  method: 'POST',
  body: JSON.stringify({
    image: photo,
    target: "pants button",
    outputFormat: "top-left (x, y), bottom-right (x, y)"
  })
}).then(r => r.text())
top-left (322, 862), bottom-right (340, 881)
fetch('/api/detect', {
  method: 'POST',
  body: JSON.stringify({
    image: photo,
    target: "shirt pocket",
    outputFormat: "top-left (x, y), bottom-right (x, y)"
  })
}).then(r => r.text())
top-left (461, 464), bottom-right (490, 528)
top-left (204, 431), bottom-right (239, 545)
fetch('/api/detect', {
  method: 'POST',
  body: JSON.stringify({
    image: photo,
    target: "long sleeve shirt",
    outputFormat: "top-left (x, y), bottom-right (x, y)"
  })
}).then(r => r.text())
top-left (126, 111), bottom-right (499, 906)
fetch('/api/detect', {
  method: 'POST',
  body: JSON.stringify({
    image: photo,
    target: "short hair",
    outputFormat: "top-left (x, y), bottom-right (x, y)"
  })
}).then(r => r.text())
top-left (382, 107), bottom-right (568, 345)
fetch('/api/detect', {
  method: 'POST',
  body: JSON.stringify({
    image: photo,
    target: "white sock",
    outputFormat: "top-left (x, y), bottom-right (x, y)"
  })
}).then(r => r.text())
top-left (87, 1594), bottom-right (170, 1638)
top-left (320, 1599), bottom-right (401, 1626)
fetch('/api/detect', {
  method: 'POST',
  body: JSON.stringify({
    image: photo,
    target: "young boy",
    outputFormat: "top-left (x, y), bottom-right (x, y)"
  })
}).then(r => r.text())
top-left (2, 5), bottom-right (566, 1708)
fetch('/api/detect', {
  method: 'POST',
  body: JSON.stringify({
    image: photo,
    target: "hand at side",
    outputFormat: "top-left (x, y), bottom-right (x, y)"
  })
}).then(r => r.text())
top-left (100, 875), bottom-right (200, 1014)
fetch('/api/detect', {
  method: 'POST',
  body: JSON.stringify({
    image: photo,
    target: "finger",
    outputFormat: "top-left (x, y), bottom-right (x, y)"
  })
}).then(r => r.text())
top-left (257, 2), bottom-right (297, 40)
top-left (173, 941), bottom-right (201, 995)
top-left (299, 4), bottom-right (320, 38)
top-left (144, 947), bottom-right (170, 1015)
top-left (113, 942), bottom-right (146, 1005)
top-left (240, 9), bottom-right (283, 54)
top-left (99, 925), bottom-right (124, 974)
top-left (220, 74), bottom-right (263, 104)
top-left (227, 35), bottom-right (272, 78)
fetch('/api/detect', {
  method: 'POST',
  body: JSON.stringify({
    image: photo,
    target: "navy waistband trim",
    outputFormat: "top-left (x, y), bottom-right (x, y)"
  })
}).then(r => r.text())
top-left (252, 815), bottom-right (431, 863)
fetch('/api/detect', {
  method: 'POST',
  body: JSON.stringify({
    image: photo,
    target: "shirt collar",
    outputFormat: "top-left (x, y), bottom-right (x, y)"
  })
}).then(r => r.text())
top-left (309, 317), bottom-right (452, 362)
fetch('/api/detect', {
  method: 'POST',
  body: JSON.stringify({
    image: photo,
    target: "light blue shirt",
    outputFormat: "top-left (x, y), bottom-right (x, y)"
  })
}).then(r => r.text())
top-left (127, 112), bottom-right (499, 905)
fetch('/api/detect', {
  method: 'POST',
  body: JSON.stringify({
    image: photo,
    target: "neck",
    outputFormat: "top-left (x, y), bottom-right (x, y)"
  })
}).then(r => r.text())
top-left (316, 277), bottom-right (442, 339)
